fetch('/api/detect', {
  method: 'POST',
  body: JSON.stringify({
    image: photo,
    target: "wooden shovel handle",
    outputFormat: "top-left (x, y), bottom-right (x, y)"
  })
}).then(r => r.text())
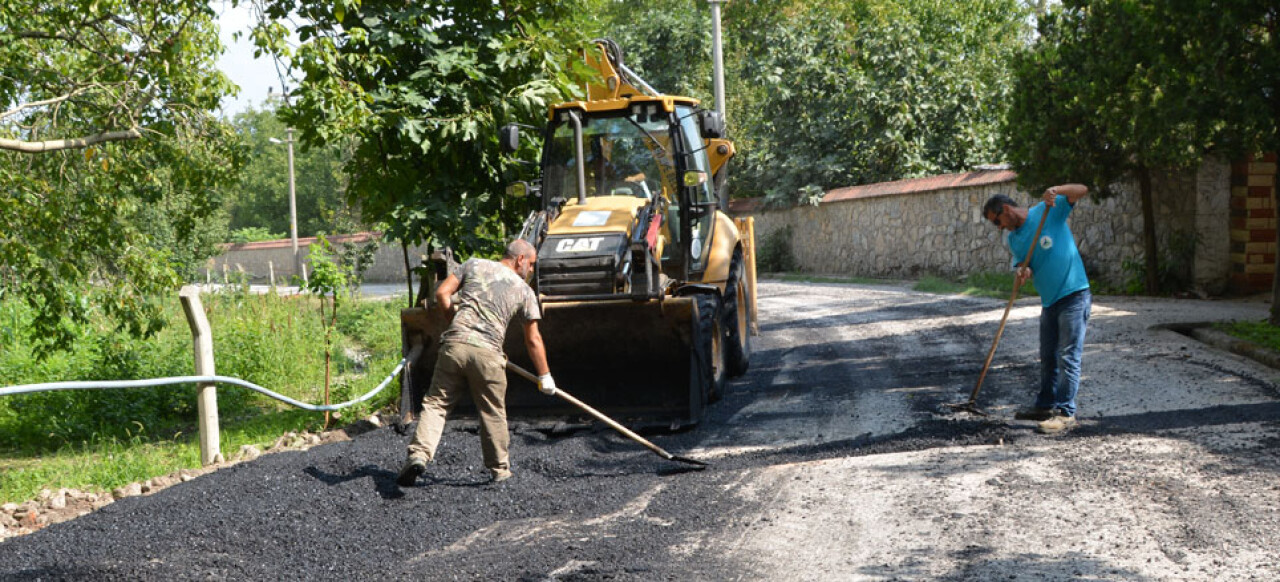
top-left (967, 207), bottom-right (1050, 404)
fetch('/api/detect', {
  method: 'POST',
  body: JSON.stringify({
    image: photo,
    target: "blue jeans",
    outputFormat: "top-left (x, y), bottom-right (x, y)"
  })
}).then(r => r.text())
top-left (1036, 289), bottom-right (1091, 417)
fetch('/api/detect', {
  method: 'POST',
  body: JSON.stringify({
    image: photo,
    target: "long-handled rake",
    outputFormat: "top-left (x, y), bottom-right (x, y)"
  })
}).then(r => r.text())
top-left (947, 208), bottom-right (1049, 416)
top-left (506, 362), bottom-right (708, 468)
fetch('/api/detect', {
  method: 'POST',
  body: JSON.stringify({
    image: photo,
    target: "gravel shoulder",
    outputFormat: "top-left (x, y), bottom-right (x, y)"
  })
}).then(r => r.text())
top-left (2, 281), bottom-right (1278, 581)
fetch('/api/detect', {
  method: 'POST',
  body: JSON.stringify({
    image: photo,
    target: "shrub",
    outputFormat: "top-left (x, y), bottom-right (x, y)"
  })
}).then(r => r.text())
top-left (228, 227), bottom-right (285, 244)
top-left (758, 224), bottom-right (797, 272)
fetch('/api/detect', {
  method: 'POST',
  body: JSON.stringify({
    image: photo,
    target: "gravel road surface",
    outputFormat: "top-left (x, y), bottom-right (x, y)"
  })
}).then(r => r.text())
top-left (2, 280), bottom-right (1278, 581)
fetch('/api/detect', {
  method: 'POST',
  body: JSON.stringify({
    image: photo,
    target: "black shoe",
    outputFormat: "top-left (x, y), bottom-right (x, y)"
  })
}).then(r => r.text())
top-left (397, 457), bottom-right (427, 487)
top-left (1014, 407), bottom-right (1054, 421)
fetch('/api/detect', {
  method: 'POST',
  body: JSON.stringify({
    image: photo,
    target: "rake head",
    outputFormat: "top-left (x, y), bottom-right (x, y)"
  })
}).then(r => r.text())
top-left (945, 400), bottom-right (989, 417)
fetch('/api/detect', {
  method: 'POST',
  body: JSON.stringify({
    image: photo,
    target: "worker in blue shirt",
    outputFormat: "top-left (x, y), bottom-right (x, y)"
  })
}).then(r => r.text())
top-left (983, 184), bottom-right (1091, 434)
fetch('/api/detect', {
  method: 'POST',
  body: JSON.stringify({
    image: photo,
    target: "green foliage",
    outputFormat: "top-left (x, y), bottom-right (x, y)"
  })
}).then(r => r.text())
top-left (1216, 319), bottom-right (1280, 353)
top-left (335, 236), bottom-right (381, 289)
top-left (1003, 0), bottom-right (1278, 294)
top-left (0, 0), bottom-right (244, 352)
top-left (587, 0), bottom-right (712, 102)
top-left (0, 432), bottom-right (200, 505)
top-left (0, 290), bottom-right (403, 503)
top-left (250, 0), bottom-right (594, 257)
top-left (1116, 229), bottom-right (1200, 295)
top-left (229, 227), bottom-right (287, 244)
top-left (757, 225), bottom-right (797, 272)
top-left (0, 291), bottom-right (400, 454)
top-left (304, 236), bottom-right (350, 418)
top-left (225, 104), bottom-right (361, 240)
top-left (734, 0), bottom-right (1027, 203)
top-left (305, 237), bottom-right (350, 301)
top-left (587, 1), bottom-right (1028, 205)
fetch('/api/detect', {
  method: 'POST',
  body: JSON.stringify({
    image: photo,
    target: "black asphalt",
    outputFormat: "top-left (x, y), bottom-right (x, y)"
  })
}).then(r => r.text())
top-left (7, 282), bottom-right (1255, 580)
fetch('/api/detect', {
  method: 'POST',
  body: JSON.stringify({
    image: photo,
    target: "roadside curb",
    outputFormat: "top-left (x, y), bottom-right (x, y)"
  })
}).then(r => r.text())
top-left (1155, 322), bottom-right (1280, 372)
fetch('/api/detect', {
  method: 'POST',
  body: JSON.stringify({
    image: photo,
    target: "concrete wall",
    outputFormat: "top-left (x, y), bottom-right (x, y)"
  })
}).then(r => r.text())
top-left (731, 161), bottom-right (1232, 293)
top-left (206, 233), bottom-right (430, 285)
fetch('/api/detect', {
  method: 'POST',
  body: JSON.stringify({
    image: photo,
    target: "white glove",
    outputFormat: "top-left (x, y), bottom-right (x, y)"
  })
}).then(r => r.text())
top-left (537, 374), bottom-right (557, 396)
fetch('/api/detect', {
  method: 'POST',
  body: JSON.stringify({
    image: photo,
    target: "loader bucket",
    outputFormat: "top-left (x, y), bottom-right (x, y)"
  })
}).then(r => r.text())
top-left (399, 296), bottom-right (713, 428)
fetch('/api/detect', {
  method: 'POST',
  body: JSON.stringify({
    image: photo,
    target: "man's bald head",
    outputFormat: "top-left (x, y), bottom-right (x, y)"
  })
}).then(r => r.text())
top-left (504, 239), bottom-right (537, 262)
top-left (504, 239), bottom-right (538, 281)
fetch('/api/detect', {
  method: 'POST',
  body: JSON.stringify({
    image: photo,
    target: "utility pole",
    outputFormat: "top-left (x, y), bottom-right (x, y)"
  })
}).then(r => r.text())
top-left (709, 0), bottom-right (728, 119)
top-left (270, 128), bottom-right (301, 282)
top-left (285, 127), bottom-right (299, 281)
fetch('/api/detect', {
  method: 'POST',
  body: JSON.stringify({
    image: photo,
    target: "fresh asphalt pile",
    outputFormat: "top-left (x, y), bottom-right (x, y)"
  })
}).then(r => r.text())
top-left (2, 280), bottom-right (1278, 580)
top-left (0, 402), bottom-right (1007, 580)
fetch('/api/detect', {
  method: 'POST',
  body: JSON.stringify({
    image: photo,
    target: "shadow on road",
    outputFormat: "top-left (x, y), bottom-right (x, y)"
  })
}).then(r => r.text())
top-left (303, 465), bottom-right (404, 500)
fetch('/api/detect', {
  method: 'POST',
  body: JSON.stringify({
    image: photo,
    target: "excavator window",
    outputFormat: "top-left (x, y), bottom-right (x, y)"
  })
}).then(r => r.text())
top-left (543, 113), bottom-right (675, 205)
top-left (676, 105), bottom-right (716, 271)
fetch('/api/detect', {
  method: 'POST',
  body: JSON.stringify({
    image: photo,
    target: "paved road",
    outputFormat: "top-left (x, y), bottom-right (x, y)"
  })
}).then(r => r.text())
top-left (2, 281), bottom-right (1278, 580)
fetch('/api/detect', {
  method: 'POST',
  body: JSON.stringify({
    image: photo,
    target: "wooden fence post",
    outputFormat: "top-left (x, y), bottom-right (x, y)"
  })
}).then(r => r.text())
top-left (179, 285), bottom-right (222, 465)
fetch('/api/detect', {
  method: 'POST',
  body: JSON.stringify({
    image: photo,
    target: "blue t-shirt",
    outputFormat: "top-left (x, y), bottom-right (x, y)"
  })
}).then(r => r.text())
top-left (1005, 195), bottom-right (1090, 307)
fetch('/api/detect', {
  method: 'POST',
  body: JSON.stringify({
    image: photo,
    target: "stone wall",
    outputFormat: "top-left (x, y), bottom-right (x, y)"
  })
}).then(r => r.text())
top-left (731, 162), bottom-right (1231, 293)
top-left (206, 233), bottom-right (430, 285)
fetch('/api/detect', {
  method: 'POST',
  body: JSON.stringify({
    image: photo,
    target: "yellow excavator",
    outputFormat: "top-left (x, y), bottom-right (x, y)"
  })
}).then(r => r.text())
top-left (399, 39), bottom-right (756, 427)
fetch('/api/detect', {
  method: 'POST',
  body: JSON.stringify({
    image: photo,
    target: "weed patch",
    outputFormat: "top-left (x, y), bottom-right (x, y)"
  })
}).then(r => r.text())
top-left (0, 290), bottom-right (402, 504)
top-left (1215, 319), bottom-right (1280, 353)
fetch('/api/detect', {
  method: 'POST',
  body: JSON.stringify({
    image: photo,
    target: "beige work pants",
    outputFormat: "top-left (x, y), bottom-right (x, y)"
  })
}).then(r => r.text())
top-left (408, 342), bottom-right (510, 473)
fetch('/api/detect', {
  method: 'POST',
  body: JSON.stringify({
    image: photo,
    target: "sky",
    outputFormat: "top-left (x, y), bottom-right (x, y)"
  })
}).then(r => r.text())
top-left (214, 1), bottom-right (292, 118)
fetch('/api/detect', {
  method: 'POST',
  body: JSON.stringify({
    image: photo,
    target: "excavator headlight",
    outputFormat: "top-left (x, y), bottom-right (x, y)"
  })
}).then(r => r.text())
top-left (506, 181), bottom-right (530, 198)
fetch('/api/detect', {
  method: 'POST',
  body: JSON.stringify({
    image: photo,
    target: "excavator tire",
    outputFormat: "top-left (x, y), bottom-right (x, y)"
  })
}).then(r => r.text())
top-left (722, 249), bottom-right (751, 378)
top-left (693, 292), bottom-right (727, 404)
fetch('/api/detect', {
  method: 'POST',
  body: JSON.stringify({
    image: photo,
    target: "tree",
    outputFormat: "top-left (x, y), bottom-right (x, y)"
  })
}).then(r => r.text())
top-left (250, 0), bottom-right (593, 267)
top-left (591, 0), bottom-right (1029, 206)
top-left (744, 0), bottom-right (1027, 204)
top-left (586, 0), bottom-right (713, 102)
top-left (226, 103), bottom-right (359, 240)
top-left (1004, 0), bottom-right (1278, 296)
top-left (304, 236), bottom-right (347, 428)
top-left (0, 0), bottom-right (243, 351)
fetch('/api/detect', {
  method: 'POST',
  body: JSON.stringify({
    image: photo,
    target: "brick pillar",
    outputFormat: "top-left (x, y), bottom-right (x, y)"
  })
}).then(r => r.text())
top-left (1229, 153), bottom-right (1278, 293)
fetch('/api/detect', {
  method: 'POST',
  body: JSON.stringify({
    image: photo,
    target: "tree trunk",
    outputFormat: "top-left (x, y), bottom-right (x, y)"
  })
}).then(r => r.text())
top-left (402, 240), bottom-right (414, 309)
top-left (1137, 164), bottom-right (1160, 294)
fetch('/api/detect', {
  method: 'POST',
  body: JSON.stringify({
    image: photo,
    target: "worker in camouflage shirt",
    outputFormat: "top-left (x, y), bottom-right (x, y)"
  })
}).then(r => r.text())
top-left (398, 239), bottom-right (556, 486)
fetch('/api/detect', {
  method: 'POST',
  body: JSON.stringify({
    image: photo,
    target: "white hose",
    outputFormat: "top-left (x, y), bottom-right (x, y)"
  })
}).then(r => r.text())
top-left (0, 358), bottom-right (406, 413)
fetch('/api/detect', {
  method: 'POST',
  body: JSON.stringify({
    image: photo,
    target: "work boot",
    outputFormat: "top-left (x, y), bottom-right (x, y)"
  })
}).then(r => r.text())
top-left (490, 469), bottom-right (513, 483)
top-left (1036, 411), bottom-right (1077, 435)
top-left (1014, 407), bottom-right (1054, 421)
top-left (397, 455), bottom-right (427, 487)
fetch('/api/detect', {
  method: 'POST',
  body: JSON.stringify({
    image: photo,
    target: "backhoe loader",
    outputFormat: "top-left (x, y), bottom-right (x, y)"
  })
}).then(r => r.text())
top-left (399, 39), bottom-right (756, 427)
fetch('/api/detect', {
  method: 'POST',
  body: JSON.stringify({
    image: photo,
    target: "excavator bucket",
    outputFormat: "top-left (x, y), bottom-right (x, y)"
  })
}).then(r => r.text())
top-left (399, 296), bottom-right (715, 428)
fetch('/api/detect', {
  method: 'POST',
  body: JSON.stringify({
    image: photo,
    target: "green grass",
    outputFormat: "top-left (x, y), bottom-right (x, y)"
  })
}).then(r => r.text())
top-left (0, 289), bottom-right (403, 504)
top-left (773, 273), bottom-right (897, 285)
top-left (1215, 319), bottom-right (1280, 352)
top-left (913, 272), bottom-right (1039, 300)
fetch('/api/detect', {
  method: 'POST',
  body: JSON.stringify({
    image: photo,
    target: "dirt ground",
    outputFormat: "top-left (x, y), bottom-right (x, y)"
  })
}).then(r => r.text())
top-left (1, 280), bottom-right (1278, 581)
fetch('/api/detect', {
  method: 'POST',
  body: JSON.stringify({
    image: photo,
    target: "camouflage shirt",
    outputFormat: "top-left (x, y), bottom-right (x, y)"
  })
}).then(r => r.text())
top-left (439, 258), bottom-right (541, 353)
